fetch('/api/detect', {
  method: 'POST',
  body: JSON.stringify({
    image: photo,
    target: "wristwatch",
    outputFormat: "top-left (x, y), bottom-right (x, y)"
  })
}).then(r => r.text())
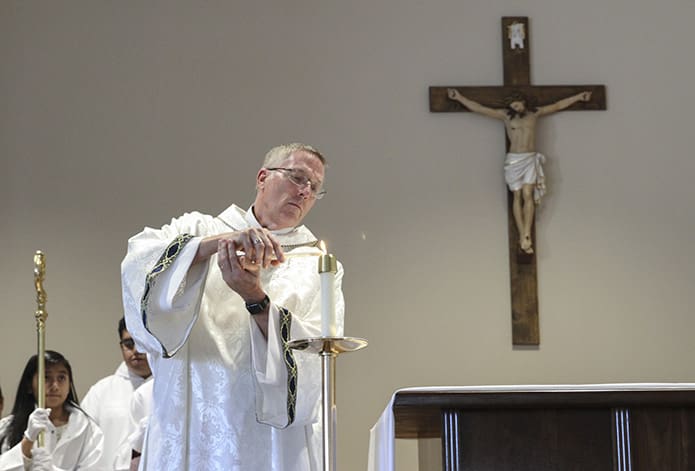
top-left (245, 294), bottom-right (270, 315)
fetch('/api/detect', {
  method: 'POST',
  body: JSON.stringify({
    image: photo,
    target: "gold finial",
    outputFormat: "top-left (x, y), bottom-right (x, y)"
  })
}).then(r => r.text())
top-left (34, 250), bottom-right (48, 324)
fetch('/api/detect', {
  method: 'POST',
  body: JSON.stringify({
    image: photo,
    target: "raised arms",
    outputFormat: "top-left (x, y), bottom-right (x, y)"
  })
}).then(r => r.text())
top-left (537, 91), bottom-right (592, 116)
top-left (447, 88), bottom-right (508, 120)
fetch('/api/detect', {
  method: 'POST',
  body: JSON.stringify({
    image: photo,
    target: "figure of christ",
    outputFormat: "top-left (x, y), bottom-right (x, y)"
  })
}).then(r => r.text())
top-left (447, 88), bottom-right (592, 254)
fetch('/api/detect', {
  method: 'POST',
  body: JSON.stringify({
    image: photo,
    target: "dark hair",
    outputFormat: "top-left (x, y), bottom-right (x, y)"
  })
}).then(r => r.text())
top-left (504, 90), bottom-right (538, 117)
top-left (2, 351), bottom-right (79, 448)
top-left (118, 316), bottom-right (127, 339)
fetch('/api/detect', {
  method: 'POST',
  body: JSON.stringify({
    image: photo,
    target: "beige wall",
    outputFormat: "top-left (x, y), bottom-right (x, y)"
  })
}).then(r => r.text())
top-left (2, 1), bottom-right (694, 469)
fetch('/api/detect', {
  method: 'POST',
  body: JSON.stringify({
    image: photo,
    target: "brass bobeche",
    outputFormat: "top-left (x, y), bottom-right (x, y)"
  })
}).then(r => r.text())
top-left (318, 253), bottom-right (337, 274)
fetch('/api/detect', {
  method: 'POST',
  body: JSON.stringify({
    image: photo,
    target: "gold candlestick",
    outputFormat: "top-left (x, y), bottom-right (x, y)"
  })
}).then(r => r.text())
top-left (292, 241), bottom-right (367, 470)
top-left (289, 337), bottom-right (368, 471)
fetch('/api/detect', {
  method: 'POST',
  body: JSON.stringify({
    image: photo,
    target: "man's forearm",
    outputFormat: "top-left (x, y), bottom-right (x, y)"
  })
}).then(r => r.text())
top-left (193, 235), bottom-right (224, 264)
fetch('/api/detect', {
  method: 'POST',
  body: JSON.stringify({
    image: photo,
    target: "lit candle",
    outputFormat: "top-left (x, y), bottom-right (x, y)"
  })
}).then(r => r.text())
top-left (318, 241), bottom-right (338, 337)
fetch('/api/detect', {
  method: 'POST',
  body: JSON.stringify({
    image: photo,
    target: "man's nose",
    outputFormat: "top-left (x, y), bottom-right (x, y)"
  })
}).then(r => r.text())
top-left (297, 184), bottom-right (312, 199)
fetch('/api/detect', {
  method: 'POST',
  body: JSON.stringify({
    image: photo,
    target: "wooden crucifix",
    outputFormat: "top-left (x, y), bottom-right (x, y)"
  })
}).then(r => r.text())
top-left (430, 17), bottom-right (606, 345)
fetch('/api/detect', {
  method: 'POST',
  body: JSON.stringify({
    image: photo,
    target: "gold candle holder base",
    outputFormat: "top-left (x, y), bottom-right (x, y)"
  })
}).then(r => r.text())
top-left (289, 336), bottom-right (368, 471)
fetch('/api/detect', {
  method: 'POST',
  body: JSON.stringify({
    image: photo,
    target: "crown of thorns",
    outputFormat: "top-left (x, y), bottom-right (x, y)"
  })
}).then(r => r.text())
top-left (504, 91), bottom-right (526, 105)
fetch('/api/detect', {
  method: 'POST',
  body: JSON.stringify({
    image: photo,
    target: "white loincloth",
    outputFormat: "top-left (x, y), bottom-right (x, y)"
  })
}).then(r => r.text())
top-left (504, 152), bottom-right (546, 204)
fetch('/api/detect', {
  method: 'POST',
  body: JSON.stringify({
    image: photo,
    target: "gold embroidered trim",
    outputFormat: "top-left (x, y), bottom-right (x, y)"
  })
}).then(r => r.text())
top-left (140, 234), bottom-right (194, 358)
top-left (279, 307), bottom-right (298, 426)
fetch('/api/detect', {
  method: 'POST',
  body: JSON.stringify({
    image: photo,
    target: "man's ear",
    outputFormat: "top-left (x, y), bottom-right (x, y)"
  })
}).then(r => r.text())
top-left (257, 168), bottom-right (268, 188)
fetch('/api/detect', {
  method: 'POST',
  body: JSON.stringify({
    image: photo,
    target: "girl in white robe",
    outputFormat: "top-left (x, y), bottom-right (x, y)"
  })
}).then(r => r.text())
top-left (0, 351), bottom-right (104, 471)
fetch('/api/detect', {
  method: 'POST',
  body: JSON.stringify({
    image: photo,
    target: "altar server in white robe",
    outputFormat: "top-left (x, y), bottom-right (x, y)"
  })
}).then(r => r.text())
top-left (113, 377), bottom-right (153, 471)
top-left (81, 318), bottom-right (151, 469)
top-left (121, 143), bottom-right (344, 471)
top-left (0, 351), bottom-right (104, 471)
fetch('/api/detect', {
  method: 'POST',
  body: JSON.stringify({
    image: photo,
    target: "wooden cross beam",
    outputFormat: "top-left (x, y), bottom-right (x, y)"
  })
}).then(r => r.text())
top-left (430, 17), bottom-right (606, 345)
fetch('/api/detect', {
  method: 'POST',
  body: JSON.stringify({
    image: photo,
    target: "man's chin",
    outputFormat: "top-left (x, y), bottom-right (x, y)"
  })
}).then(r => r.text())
top-left (264, 207), bottom-right (304, 230)
top-left (272, 214), bottom-right (302, 230)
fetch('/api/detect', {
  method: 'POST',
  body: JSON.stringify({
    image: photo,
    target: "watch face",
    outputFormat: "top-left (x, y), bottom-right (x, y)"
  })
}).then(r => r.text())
top-left (246, 295), bottom-right (269, 314)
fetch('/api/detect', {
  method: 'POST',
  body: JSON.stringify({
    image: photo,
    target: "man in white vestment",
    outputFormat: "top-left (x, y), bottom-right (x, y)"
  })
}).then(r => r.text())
top-left (447, 88), bottom-right (592, 254)
top-left (121, 143), bottom-right (344, 470)
top-left (81, 318), bottom-right (152, 470)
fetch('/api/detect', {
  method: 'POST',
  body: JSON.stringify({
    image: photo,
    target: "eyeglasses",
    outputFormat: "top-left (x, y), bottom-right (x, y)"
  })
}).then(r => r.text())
top-left (119, 338), bottom-right (136, 350)
top-left (265, 167), bottom-right (326, 200)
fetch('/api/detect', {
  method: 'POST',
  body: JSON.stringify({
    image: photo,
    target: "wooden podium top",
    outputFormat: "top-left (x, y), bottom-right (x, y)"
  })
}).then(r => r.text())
top-left (392, 384), bottom-right (695, 439)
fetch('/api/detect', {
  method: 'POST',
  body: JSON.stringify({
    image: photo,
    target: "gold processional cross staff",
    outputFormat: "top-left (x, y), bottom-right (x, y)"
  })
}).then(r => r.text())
top-left (33, 250), bottom-right (48, 447)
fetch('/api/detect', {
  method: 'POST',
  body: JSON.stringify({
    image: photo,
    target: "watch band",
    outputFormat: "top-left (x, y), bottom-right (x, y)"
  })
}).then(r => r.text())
top-left (245, 294), bottom-right (270, 315)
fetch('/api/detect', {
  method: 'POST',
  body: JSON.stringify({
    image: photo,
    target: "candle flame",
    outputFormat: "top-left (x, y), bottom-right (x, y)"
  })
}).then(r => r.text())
top-left (319, 240), bottom-right (327, 254)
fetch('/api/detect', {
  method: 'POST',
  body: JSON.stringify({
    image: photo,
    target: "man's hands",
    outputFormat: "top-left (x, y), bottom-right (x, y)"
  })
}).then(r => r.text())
top-left (216, 229), bottom-right (283, 302)
top-left (230, 228), bottom-right (284, 270)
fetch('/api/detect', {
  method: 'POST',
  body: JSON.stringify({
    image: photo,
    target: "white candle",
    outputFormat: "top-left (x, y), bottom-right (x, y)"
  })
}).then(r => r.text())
top-left (318, 242), bottom-right (338, 337)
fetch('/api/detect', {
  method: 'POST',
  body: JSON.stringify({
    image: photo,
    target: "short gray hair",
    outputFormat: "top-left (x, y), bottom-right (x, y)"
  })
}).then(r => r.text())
top-left (262, 143), bottom-right (326, 168)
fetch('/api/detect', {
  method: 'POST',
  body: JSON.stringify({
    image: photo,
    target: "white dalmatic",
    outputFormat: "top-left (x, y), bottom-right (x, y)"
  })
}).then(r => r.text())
top-left (121, 205), bottom-right (344, 471)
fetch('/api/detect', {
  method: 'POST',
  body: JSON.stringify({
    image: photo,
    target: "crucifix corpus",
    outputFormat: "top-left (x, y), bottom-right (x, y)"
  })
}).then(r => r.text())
top-left (430, 17), bottom-right (606, 345)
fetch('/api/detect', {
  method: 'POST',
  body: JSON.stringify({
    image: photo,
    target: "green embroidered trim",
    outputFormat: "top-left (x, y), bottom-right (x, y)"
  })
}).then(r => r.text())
top-left (279, 307), bottom-right (297, 426)
top-left (140, 234), bottom-right (194, 357)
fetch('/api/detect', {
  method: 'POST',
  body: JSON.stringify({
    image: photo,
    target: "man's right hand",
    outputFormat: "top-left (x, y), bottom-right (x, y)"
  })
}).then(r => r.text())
top-left (217, 238), bottom-right (267, 301)
top-left (195, 229), bottom-right (284, 267)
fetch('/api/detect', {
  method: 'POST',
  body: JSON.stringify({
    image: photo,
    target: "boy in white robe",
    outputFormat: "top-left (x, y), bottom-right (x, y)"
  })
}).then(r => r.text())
top-left (81, 318), bottom-right (151, 470)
